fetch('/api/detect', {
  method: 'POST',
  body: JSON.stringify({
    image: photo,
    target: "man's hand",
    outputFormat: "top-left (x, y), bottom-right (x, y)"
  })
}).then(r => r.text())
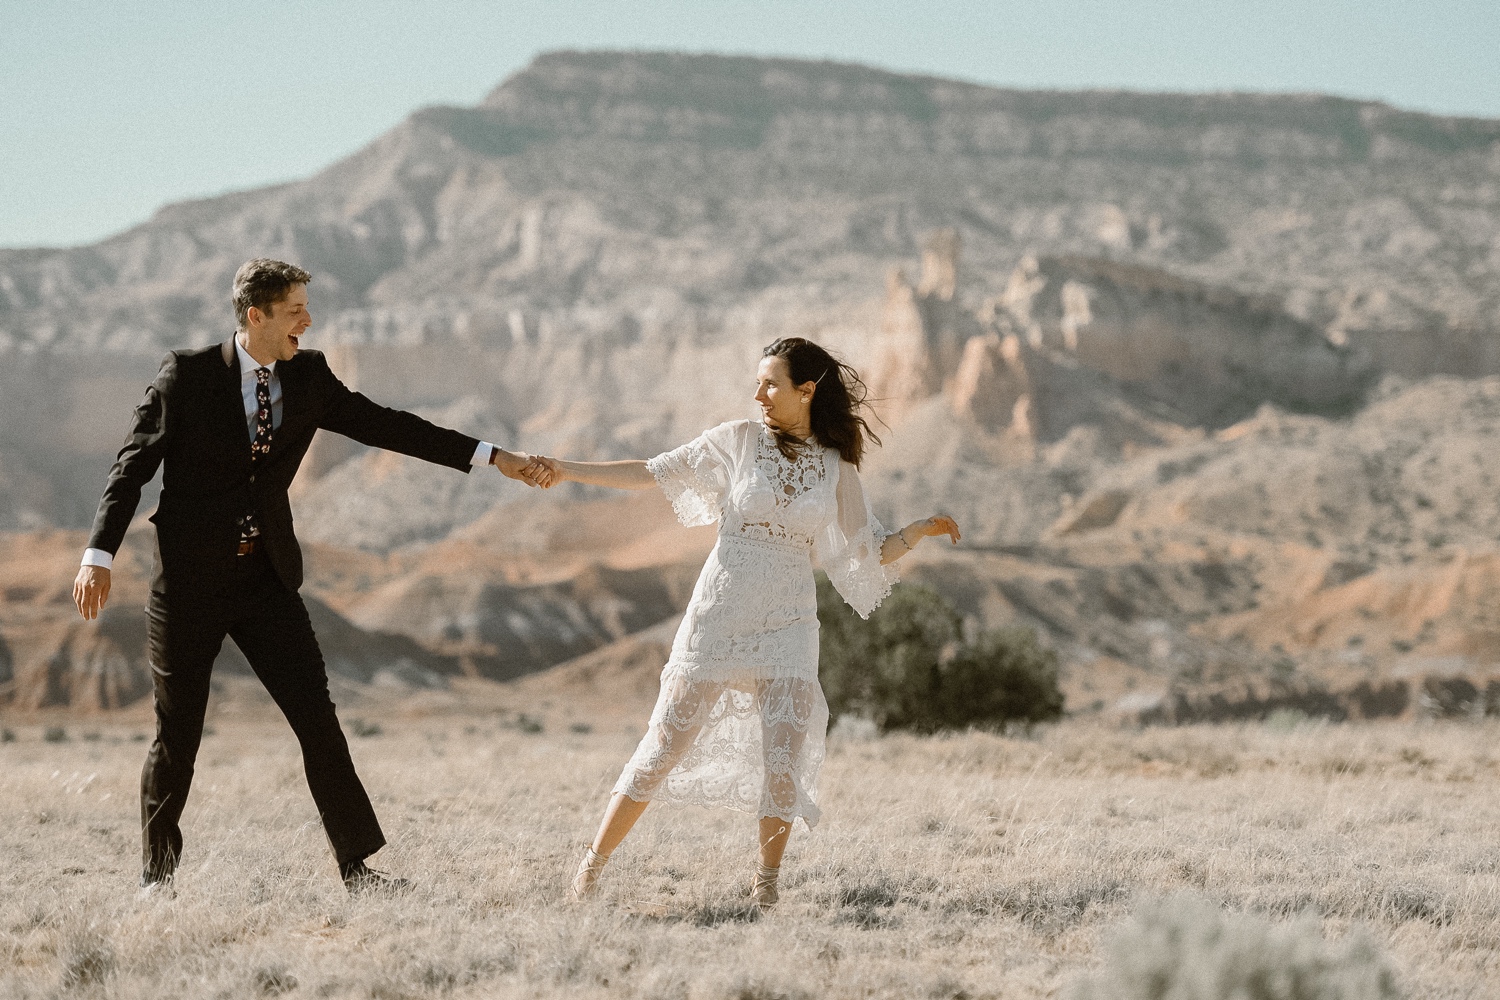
top-left (490, 447), bottom-right (532, 484)
top-left (74, 565), bottom-right (112, 620)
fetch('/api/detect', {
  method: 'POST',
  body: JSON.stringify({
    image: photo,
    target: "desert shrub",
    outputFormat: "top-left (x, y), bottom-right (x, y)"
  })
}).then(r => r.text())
top-left (932, 627), bottom-right (1064, 730)
top-left (1069, 893), bottom-right (1401, 1000)
top-left (816, 574), bottom-right (1063, 733)
top-left (818, 576), bottom-right (958, 730)
top-left (1419, 675), bottom-right (1478, 717)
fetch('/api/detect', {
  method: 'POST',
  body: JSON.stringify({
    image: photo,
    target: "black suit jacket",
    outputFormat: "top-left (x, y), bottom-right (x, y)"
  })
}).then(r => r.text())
top-left (88, 337), bottom-right (481, 596)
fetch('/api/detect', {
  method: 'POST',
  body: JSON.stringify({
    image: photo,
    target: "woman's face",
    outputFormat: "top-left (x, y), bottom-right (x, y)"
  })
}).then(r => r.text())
top-left (754, 355), bottom-right (812, 432)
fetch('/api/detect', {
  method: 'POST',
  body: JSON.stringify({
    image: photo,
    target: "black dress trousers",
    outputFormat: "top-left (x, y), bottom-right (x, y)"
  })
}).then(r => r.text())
top-left (140, 549), bottom-right (385, 877)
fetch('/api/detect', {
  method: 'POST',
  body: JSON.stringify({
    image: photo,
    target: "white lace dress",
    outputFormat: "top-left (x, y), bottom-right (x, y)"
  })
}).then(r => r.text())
top-left (613, 419), bottom-right (898, 829)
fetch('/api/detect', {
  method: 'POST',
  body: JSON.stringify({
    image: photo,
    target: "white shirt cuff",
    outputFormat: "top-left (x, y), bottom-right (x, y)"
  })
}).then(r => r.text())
top-left (471, 441), bottom-right (497, 467)
top-left (81, 548), bottom-right (114, 570)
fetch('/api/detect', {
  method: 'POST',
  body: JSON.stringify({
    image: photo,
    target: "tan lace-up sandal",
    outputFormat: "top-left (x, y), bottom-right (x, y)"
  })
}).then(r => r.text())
top-left (571, 847), bottom-right (609, 899)
top-left (749, 863), bottom-right (780, 910)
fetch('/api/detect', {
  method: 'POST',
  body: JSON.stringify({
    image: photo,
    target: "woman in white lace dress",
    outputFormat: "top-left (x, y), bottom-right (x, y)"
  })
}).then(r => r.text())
top-left (522, 338), bottom-right (960, 908)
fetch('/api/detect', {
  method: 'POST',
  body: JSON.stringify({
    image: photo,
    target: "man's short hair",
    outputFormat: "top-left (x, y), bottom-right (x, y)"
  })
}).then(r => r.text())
top-left (232, 258), bottom-right (312, 328)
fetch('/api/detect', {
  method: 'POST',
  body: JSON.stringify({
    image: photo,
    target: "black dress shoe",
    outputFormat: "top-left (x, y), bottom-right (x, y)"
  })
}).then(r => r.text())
top-left (340, 860), bottom-right (413, 895)
top-left (138, 869), bottom-right (176, 900)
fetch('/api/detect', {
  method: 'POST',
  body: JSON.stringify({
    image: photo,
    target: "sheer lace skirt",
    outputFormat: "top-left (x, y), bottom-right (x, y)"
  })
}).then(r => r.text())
top-left (612, 533), bottom-right (830, 826)
top-left (613, 668), bottom-right (829, 828)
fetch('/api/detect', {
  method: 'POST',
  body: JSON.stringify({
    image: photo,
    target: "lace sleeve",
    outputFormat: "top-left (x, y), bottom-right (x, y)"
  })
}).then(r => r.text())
top-left (647, 421), bottom-right (740, 527)
top-left (815, 458), bottom-right (898, 619)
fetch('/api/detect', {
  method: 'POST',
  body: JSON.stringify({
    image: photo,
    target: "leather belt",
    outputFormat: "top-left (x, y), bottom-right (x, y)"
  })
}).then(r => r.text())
top-left (237, 539), bottom-right (259, 556)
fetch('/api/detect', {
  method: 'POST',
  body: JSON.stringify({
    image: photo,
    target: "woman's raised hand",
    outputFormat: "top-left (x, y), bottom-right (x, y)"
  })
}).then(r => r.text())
top-left (880, 514), bottom-right (962, 565)
top-left (920, 515), bottom-right (961, 545)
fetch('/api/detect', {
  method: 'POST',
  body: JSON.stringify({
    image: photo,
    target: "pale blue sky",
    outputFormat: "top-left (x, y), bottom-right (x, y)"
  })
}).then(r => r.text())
top-left (3, 0), bottom-right (1496, 248)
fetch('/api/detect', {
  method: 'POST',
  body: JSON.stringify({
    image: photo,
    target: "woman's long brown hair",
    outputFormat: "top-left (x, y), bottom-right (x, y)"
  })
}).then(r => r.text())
top-left (762, 337), bottom-right (881, 468)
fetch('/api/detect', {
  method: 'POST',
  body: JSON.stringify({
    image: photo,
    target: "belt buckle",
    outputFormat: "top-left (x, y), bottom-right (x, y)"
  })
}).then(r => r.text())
top-left (237, 539), bottom-right (258, 557)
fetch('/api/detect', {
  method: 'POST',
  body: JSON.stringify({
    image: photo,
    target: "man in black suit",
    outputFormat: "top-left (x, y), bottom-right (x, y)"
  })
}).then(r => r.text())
top-left (72, 258), bottom-right (536, 895)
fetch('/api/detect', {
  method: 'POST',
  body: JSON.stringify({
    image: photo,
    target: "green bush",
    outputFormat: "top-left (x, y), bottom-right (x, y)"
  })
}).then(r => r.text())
top-left (933, 627), bottom-right (1065, 730)
top-left (816, 574), bottom-right (1064, 733)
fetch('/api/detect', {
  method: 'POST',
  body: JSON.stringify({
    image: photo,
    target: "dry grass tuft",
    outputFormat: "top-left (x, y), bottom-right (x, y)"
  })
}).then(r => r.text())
top-left (59, 925), bottom-right (115, 988)
top-left (959, 874), bottom-right (1128, 932)
top-left (3, 709), bottom-right (1499, 997)
top-left (250, 962), bottom-right (298, 995)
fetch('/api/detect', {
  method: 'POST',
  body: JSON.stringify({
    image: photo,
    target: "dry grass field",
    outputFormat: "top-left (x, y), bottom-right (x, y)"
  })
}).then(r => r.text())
top-left (3, 681), bottom-right (1499, 999)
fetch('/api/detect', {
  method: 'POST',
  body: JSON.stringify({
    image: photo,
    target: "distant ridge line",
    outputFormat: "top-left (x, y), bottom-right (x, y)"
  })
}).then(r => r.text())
top-left (482, 48), bottom-right (1500, 143)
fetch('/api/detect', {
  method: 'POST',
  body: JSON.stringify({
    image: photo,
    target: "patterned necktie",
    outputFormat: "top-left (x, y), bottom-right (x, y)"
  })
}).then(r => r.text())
top-left (250, 367), bottom-right (273, 459)
top-left (237, 367), bottom-right (274, 545)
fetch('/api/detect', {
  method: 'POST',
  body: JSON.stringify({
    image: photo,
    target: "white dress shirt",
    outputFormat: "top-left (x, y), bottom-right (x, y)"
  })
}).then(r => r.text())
top-left (81, 337), bottom-right (498, 570)
top-left (235, 337), bottom-right (283, 439)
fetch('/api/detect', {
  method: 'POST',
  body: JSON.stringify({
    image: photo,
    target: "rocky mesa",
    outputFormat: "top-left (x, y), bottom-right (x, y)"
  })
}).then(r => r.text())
top-left (2, 51), bottom-right (1500, 715)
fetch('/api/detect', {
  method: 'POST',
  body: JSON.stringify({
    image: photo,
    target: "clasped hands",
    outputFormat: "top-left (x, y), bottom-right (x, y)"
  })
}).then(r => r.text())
top-left (521, 454), bottom-right (561, 488)
top-left (491, 448), bottom-right (562, 488)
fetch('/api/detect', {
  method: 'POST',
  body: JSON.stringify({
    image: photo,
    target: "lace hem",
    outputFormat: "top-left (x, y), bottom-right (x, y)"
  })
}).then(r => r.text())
top-left (648, 451), bottom-right (721, 527)
top-left (613, 775), bottom-right (823, 829)
top-left (826, 525), bottom-right (899, 619)
top-left (612, 673), bottom-right (828, 830)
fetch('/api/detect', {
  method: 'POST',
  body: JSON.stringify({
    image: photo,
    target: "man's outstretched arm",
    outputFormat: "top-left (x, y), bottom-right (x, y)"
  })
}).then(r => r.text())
top-left (75, 355), bottom-right (175, 619)
top-left (314, 356), bottom-right (540, 485)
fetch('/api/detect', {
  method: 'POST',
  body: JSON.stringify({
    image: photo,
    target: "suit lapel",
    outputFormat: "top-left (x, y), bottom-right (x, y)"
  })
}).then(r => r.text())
top-left (267, 355), bottom-right (304, 460)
